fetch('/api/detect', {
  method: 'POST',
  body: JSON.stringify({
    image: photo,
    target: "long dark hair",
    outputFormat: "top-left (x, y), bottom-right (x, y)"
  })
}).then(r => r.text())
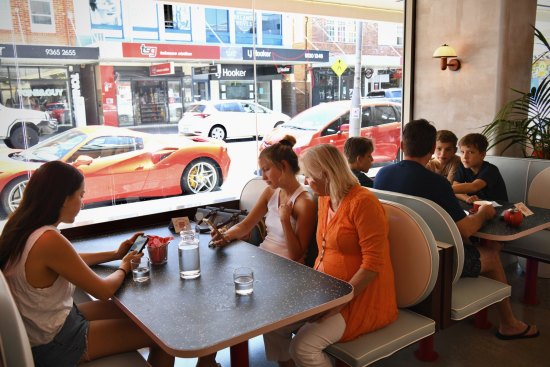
top-left (0, 161), bottom-right (84, 270)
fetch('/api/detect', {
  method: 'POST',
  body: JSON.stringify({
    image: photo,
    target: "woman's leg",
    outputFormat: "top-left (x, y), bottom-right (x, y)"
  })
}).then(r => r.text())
top-left (77, 301), bottom-right (174, 367)
top-left (263, 320), bottom-right (305, 366)
top-left (289, 313), bottom-right (346, 367)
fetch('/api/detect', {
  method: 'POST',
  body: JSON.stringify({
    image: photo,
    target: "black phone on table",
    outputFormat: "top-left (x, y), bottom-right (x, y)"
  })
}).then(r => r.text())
top-left (128, 235), bottom-right (149, 254)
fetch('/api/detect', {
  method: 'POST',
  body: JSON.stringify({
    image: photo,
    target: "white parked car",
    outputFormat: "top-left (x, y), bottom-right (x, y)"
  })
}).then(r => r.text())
top-left (0, 103), bottom-right (58, 148)
top-left (178, 100), bottom-right (290, 140)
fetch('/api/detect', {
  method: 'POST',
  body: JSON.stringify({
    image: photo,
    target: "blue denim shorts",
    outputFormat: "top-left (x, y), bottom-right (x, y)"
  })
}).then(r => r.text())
top-left (462, 245), bottom-right (482, 278)
top-left (32, 304), bottom-right (89, 367)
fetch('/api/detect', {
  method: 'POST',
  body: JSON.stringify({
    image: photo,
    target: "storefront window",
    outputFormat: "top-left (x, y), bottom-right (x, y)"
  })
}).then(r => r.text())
top-left (134, 80), bottom-right (168, 124)
top-left (235, 10), bottom-right (255, 44)
top-left (262, 14), bottom-right (282, 45)
top-left (205, 8), bottom-right (230, 43)
top-left (40, 68), bottom-right (67, 79)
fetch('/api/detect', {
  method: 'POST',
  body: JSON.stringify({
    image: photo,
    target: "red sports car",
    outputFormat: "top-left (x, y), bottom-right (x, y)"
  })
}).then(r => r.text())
top-left (0, 126), bottom-right (231, 214)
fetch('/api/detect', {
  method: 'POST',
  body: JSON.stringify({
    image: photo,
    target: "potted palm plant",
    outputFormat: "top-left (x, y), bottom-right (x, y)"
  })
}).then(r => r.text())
top-left (483, 27), bottom-right (550, 159)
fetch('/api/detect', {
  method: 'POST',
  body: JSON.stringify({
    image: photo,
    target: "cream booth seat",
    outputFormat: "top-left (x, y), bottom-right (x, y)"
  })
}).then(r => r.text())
top-left (325, 200), bottom-right (438, 367)
top-left (371, 189), bottom-right (511, 321)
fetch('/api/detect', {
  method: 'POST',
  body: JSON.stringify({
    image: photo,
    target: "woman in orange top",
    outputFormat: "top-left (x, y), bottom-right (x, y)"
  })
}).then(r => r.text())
top-left (286, 144), bottom-right (398, 367)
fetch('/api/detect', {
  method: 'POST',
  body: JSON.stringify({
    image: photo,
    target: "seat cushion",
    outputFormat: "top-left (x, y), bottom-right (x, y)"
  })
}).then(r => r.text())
top-left (451, 276), bottom-right (511, 320)
top-left (81, 351), bottom-right (149, 367)
top-left (325, 310), bottom-right (435, 367)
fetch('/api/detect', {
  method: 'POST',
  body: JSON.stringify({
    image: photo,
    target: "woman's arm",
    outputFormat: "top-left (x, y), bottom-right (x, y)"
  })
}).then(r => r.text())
top-left (280, 192), bottom-right (316, 261)
top-left (30, 231), bottom-right (142, 301)
top-left (211, 187), bottom-right (271, 246)
top-left (322, 268), bottom-right (377, 318)
top-left (79, 233), bottom-right (141, 266)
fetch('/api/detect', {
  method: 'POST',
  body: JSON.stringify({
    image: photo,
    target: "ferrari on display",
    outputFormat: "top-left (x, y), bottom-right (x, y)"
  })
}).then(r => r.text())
top-left (0, 126), bottom-right (231, 214)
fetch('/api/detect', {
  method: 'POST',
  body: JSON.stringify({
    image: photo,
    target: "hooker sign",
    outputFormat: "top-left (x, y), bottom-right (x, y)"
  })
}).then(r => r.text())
top-left (150, 62), bottom-right (175, 76)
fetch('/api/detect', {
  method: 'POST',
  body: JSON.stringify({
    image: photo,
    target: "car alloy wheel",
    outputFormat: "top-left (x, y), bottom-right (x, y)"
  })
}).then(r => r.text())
top-left (1, 176), bottom-right (28, 214)
top-left (182, 159), bottom-right (219, 194)
top-left (209, 126), bottom-right (227, 140)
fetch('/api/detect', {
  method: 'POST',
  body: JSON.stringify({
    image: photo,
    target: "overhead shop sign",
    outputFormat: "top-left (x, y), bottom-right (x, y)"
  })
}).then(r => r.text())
top-left (150, 62), bottom-right (175, 76)
top-left (122, 43), bottom-right (220, 60)
top-left (0, 44), bottom-right (99, 59)
top-left (242, 47), bottom-right (329, 62)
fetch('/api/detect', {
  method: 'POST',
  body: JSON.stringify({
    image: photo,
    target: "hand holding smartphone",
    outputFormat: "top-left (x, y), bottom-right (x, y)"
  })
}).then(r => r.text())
top-left (128, 235), bottom-right (149, 254)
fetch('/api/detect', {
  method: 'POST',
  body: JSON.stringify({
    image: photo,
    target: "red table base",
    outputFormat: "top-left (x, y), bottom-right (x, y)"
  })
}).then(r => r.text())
top-left (474, 308), bottom-right (492, 329)
top-left (414, 335), bottom-right (438, 362)
top-left (230, 341), bottom-right (249, 367)
top-left (523, 258), bottom-right (540, 305)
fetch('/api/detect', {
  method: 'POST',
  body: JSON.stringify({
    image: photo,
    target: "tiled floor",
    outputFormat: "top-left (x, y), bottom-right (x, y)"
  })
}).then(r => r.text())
top-left (151, 261), bottom-right (549, 367)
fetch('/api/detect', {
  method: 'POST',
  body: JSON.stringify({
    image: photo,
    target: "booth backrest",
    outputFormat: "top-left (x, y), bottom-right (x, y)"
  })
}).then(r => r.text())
top-left (372, 189), bottom-right (464, 285)
top-left (0, 270), bottom-right (35, 367)
top-left (527, 167), bottom-right (550, 209)
top-left (239, 177), bottom-right (267, 212)
top-left (483, 156), bottom-right (530, 204)
top-left (380, 200), bottom-right (439, 307)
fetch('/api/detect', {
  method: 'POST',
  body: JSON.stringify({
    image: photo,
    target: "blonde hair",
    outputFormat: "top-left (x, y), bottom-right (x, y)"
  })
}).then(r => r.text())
top-left (299, 144), bottom-right (358, 206)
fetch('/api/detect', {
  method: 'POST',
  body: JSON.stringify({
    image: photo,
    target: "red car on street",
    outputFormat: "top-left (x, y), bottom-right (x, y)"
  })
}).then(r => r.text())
top-left (0, 126), bottom-right (230, 214)
top-left (261, 100), bottom-right (401, 163)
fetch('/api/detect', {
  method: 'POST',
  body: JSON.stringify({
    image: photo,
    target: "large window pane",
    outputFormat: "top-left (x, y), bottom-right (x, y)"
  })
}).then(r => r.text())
top-left (0, 0), bottom-right (405, 228)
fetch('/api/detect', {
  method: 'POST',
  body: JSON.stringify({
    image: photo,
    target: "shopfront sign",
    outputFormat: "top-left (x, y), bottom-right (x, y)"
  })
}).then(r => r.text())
top-left (99, 65), bottom-right (118, 127)
top-left (193, 65), bottom-right (221, 75)
top-left (211, 65), bottom-right (254, 80)
top-left (150, 62), bottom-right (175, 76)
top-left (242, 47), bottom-right (329, 62)
top-left (122, 43), bottom-right (220, 60)
top-left (276, 65), bottom-right (293, 74)
top-left (0, 44), bottom-right (99, 60)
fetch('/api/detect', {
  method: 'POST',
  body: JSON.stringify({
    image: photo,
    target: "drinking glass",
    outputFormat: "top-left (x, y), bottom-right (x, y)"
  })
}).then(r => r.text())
top-left (233, 267), bottom-right (254, 295)
top-left (131, 257), bottom-right (150, 282)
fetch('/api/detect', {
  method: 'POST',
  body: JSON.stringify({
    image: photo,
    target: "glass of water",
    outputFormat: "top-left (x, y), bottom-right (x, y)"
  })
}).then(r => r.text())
top-left (233, 267), bottom-right (254, 295)
top-left (178, 232), bottom-right (201, 279)
top-left (131, 257), bottom-right (151, 282)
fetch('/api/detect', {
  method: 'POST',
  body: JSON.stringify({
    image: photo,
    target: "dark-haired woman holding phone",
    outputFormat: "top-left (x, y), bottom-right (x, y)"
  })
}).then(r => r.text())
top-left (0, 161), bottom-right (174, 367)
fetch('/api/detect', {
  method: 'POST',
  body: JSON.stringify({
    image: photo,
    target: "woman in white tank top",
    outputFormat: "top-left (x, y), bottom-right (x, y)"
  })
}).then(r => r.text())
top-left (0, 161), bottom-right (174, 367)
top-left (200, 135), bottom-right (316, 367)
top-left (210, 135), bottom-right (316, 262)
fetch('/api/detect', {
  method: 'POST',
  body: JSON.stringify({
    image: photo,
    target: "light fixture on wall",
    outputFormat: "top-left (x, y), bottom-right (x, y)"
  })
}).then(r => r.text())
top-left (433, 44), bottom-right (461, 71)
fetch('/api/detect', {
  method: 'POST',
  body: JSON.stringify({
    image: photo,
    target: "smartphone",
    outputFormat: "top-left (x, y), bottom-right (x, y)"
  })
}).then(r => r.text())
top-left (128, 235), bottom-right (149, 254)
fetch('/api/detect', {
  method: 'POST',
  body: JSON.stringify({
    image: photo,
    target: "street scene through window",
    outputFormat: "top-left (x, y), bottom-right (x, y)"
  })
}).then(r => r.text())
top-left (0, 0), bottom-right (405, 227)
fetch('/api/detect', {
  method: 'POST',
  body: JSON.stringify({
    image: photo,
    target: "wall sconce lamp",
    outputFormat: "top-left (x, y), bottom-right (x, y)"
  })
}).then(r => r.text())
top-left (433, 44), bottom-right (461, 71)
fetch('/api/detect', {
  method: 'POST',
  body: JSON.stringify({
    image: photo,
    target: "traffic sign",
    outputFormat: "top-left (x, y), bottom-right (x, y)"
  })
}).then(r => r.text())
top-left (331, 58), bottom-right (348, 77)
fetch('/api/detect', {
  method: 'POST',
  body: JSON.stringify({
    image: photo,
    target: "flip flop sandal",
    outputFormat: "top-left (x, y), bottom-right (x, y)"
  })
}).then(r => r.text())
top-left (495, 324), bottom-right (540, 340)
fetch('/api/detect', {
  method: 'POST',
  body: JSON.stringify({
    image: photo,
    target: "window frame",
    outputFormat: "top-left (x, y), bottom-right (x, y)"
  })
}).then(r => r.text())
top-left (28, 0), bottom-right (55, 33)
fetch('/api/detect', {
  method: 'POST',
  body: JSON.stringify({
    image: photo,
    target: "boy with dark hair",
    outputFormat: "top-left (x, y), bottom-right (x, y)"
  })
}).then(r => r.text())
top-left (374, 119), bottom-right (538, 340)
top-left (453, 133), bottom-right (508, 203)
top-left (426, 130), bottom-right (461, 183)
top-left (344, 137), bottom-right (374, 188)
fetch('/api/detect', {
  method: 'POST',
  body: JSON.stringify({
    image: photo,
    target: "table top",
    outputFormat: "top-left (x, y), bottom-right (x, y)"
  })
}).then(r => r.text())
top-left (73, 225), bottom-right (353, 358)
top-left (460, 201), bottom-right (550, 241)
